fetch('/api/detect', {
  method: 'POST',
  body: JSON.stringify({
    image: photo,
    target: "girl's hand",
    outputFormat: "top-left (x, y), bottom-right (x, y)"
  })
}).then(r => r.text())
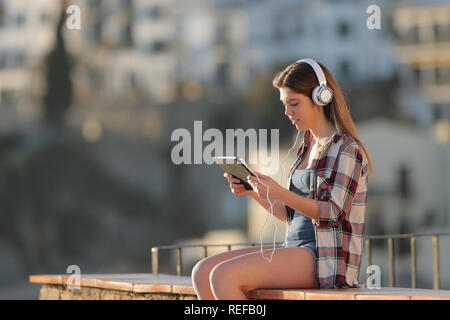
top-left (223, 173), bottom-right (256, 197)
top-left (247, 172), bottom-right (283, 202)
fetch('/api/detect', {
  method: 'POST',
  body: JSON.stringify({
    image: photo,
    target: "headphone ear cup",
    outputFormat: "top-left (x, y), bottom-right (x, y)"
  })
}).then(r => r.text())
top-left (311, 86), bottom-right (325, 106)
top-left (312, 86), bottom-right (333, 106)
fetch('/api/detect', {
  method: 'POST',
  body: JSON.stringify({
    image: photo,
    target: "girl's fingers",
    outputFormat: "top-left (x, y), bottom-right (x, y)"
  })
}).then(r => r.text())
top-left (224, 173), bottom-right (241, 184)
top-left (229, 178), bottom-right (242, 185)
top-left (224, 173), bottom-right (244, 184)
top-left (224, 173), bottom-right (235, 180)
top-left (231, 184), bottom-right (246, 194)
top-left (224, 173), bottom-right (255, 196)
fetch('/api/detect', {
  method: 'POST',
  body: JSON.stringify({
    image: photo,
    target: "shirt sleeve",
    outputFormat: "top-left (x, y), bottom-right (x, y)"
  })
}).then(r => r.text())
top-left (316, 142), bottom-right (363, 228)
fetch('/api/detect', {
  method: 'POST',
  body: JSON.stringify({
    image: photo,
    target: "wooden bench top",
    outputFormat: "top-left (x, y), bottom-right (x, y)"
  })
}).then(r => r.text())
top-left (29, 273), bottom-right (450, 300)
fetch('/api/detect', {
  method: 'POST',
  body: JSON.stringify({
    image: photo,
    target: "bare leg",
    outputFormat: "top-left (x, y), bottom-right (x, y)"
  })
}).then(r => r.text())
top-left (209, 247), bottom-right (318, 300)
top-left (191, 245), bottom-right (280, 300)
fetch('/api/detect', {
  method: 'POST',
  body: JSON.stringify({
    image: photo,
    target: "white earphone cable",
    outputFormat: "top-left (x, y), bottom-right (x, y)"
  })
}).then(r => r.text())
top-left (256, 130), bottom-right (302, 263)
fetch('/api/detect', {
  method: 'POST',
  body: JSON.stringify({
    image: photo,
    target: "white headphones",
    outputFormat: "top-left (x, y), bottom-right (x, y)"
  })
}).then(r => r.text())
top-left (296, 58), bottom-right (333, 107)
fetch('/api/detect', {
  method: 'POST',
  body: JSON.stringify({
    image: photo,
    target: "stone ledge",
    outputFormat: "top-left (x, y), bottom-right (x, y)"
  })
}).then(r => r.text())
top-left (29, 273), bottom-right (196, 297)
top-left (247, 287), bottom-right (450, 300)
top-left (29, 273), bottom-right (450, 300)
top-left (39, 284), bottom-right (197, 300)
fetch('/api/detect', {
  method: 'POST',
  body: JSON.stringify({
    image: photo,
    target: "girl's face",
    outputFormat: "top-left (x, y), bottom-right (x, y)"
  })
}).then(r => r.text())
top-left (279, 87), bottom-right (319, 131)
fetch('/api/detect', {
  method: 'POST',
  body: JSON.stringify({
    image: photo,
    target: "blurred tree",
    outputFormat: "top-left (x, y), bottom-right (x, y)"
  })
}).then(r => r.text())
top-left (42, 9), bottom-right (73, 129)
top-left (0, 134), bottom-right (165, 275)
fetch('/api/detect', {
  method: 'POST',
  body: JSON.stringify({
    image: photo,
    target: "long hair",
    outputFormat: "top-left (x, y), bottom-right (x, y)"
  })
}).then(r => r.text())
top-left (272, 60), bottom-right (374, 177)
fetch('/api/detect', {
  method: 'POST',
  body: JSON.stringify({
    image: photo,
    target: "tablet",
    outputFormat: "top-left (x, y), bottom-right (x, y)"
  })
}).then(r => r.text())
top-left (215, 156), bottom-right (256, 190)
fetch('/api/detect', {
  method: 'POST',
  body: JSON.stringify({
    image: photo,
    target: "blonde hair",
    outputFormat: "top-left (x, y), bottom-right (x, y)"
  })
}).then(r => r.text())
top-left (272, 60), bottom-right (374, 177)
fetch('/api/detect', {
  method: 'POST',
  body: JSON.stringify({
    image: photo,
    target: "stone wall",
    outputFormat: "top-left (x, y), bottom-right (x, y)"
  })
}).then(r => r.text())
top-left (39, 284), bottom-right (197, 300)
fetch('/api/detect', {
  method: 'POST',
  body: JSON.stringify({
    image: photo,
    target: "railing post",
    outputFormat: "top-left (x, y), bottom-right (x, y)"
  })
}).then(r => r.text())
top-left (176, 247), bottom-right (182, 276)
top-left (152, 247), bottom-right (159, 276)
top-left (388, 237), bottom-right (395, 287)
top-left (432, 235), bottom-right (440, 289)
top-left (410, 236), bottom-right (417, 288)
top-left (203, 245), bottom-right (208, 258)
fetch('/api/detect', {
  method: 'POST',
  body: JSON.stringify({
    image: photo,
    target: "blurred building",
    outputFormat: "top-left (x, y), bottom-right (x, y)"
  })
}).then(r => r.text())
top-left (1, 0), bottom-right (404, 129)
top-left (358, 118), bottom-right (450, 287)
top-left (176, 0), bottom-right (248, 100)
top-left (68, 0), bottom-right (399, 105)
top-left (392, 0), bottom-right (450, 141)
top-left (174, 0), bottom-right (397, 96)
top-left (0, 0), bottom-right (61, 130)
top-left (358, 118), bottom-right (450, 235)
top-left (66, 0), bottom-right (144, 105)
top-left (68, 0), bottom-right (246, 105)
top-left (243, 0), bottom-right (395, 83)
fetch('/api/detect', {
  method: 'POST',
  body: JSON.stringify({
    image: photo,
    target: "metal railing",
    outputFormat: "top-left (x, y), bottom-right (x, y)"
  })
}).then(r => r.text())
top-left (151, 232), bottom-right (450, 289)
top-left (151, 242), bottom-right (282, 277)
top-left (365, 232), bottom-right (450, 289)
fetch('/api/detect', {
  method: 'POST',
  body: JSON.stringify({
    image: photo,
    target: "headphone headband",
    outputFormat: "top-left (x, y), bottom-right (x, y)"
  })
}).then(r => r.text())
top-left (296, 58), bottom-right (327, 86)
top-left (295, 58), bottom-right (333, 106)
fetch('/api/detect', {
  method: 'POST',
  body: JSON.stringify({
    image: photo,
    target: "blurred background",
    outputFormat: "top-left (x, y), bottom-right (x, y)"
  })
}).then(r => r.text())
top-left (0, 0), bottom-right (449, 299)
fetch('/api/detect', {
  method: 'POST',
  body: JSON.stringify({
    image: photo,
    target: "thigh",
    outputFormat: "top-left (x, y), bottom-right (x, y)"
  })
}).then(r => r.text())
top-left (193, 245), bottom-right (280, 273)
top-left (211, 247), bottom-right (318, 291)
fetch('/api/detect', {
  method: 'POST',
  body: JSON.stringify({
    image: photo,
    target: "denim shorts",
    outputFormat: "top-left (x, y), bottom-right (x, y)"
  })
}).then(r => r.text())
top-left (281, 240), bottom-right (318, 261)
top-left (282, 210), bottom-right (317, 261)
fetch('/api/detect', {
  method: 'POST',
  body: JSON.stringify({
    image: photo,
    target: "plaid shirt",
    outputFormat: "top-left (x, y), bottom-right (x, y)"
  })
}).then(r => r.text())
top-left (286, 129), bottom-right (369, 289)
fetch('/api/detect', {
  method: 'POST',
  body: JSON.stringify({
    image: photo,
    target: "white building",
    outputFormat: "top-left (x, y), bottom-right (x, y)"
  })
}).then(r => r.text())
top-left (0, 0), bottom-right (61, 130)
top-left (358, 118), bottom-right (450, 234)
top-left (358, 118), bottom-right (450, 288)
top-left (392, 0), bottom-right (450, 138)
top-left (171, 0), bottom-right (397, 96)
top-left (62, 0), bottom-right (400, 106)
top-left (243, 0), bottom-right (395, 83)
top-left (175, 0), bottom-right (248, 99)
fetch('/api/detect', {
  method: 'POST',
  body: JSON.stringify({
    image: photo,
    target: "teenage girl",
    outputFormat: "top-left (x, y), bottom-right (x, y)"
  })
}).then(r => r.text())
top-left (191, 59), bottom-right (374, 300)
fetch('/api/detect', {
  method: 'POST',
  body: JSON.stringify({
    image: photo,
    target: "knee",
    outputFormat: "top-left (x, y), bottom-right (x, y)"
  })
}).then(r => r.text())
top-left (191, 258), bottom-right (211, 285)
